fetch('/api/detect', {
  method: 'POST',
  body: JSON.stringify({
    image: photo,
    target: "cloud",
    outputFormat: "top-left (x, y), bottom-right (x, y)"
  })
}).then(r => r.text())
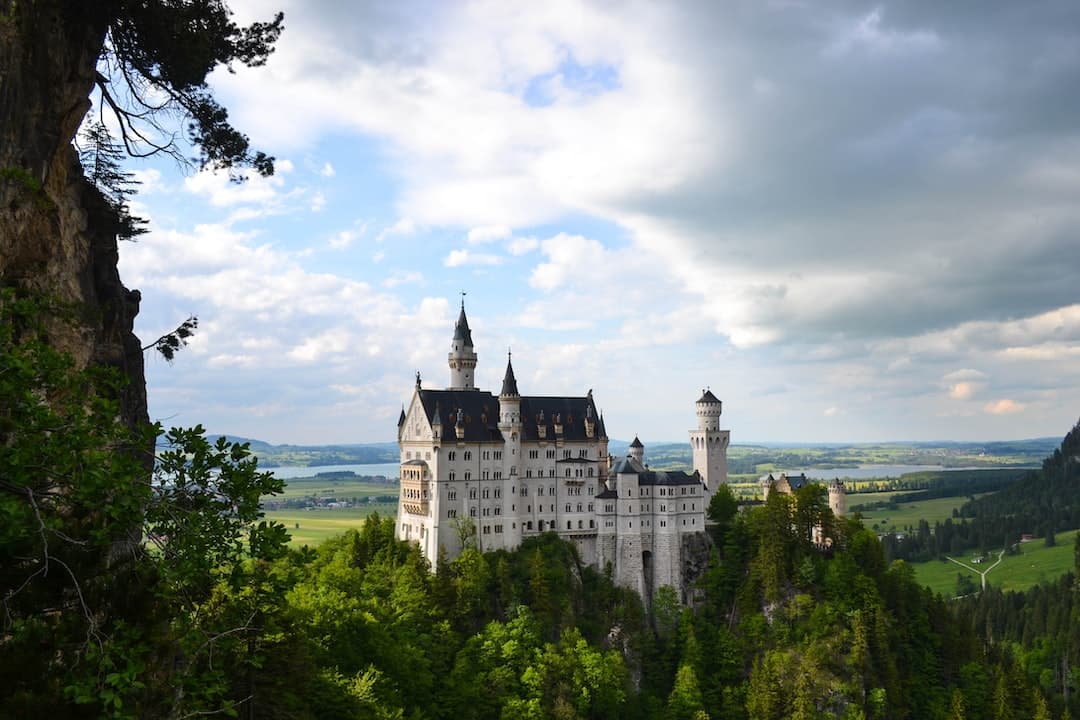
top-left (375, 217), bottom-right (416, 242)
top-left (328, 230), bottom-right (355, 249)
top-left (320, 162), bottom-right (335, 177)
top-left (444, 249), bottom-right (502, 267)
top-left (507, 236), bottom-right (539, 255)
top-left (984, 399), bottom-right (1024, 415)
top-left (467, 225), bottom-right (511, 244)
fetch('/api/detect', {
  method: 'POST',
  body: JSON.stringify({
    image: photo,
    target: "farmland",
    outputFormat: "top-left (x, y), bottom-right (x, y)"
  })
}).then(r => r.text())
top-left (911, 530), bottom-right (1080, 597)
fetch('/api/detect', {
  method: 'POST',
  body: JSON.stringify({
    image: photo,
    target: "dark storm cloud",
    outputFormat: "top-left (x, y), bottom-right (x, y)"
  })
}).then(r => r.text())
top-left (622, 0), bottom-right (1080, 343)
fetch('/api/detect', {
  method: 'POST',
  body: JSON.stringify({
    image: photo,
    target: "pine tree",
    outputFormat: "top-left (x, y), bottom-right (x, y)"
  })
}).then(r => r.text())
top-left (77, 121), bottom-right (148, 240)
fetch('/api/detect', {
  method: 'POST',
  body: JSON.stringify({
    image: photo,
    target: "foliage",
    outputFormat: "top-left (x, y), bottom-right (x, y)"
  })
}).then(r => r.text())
top-left (90, 0), bottom-right (284, 178)
top-left (77, 121), bottom-right (148, 240)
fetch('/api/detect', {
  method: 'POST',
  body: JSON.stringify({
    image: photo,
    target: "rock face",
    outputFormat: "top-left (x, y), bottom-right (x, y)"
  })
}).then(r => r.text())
top-left (0, 4), bottom-right (147, 432)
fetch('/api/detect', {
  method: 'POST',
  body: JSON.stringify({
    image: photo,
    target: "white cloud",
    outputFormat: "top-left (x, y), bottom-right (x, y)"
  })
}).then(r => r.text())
top-left (444, 249), bottom-right (502, 267)
top-left (507, 236), bottom-right (539, 255)
top-left (383, 270), bottom-right (424, 288)
top-left (984, 399), bottom-right (1024, 415)
top-left (375, 217), bottom-right (416, 242)
top-left (311, 191), bottom-right (326, 211)
top-left (467, 225), bottom-right (511, 244)
top-left (320, 162), bottom-right (336, 177)
top-left (328, 230), bottom-right (355, 249)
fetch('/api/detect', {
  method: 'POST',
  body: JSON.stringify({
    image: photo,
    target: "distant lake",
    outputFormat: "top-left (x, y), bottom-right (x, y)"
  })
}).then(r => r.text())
top-left (773, 465), bottom-right (992, 480)
top-left (267, 462), bottom-right (399, 480)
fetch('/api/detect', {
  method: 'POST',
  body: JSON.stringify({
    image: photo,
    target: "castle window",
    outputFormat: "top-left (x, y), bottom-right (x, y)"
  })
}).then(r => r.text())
top-left (587, 486), bottom-right (593, 495)
top-left (482, 488), bottom-right (489, 499)
top-left (483, 451), bottom-right (490, 460)
top-left (521, 487), bottom-right (528, 497)
top-left (527, 521), bottom-right (533, 530)
top-left (578, 520), bottom-right (583, 529)
top-left (447, 509), bottom-right (456, 518)
top-left (526, 469), bottom-right (532, 478)
top-left (511, 504), bottom-right (515, 511)
top-left (527, 505), bottom-right (531, 512)
top-left (483, 525), bottom-right (490, 534)
top-left (563, 450), bottom-right (571, 459)
top-left (546, 449), bottom-right (556, 459)
top-left (495, 524), bottom-right (502, 533)
top-left (579, 449), bottom-right (587, 458)
top-left (483, 508), bottom-right (490, 516)
top-left (529, 450), bottom-right (539, 459)
top-left (660, 520), bottom-right (666, 528)
top-left (469, 507), bottom-right (476, 517)
top-left (538, 520), bottom-right (544, 530)
top-left (482, 470), bottom-right (490, 480)
top-left (549, 469), bottom-right (555, 478)
top-left (448, 451), bottom-right (456, 461)
top-left (469, 488), bottom-right (476, 499)
top-left (565, 469), bottom-right (572, 478)
top-left (537, 487), bottom-right (543, 496)
top-left (588, 503), bottom-right (593, 512)
top-left (494, 488), bottom-right (501, 499)
top-left (494, 507), bottom-right (501, 515)
top-left (449, 472), bottom-right (456, 482)
top-left (588, 468), bottom-right (594, 477)
top-left (589, 520), bottom-right (594, 528)
top-left (494, 451), bottom-right (502, 459)
top-left (577, 503), bottom-right (583, 512)
top-left (567, 521), bottom-right (572, 530)
top-left (494, 471), bottom-right (502, 480)
top-left (448, 489), bottom-right (457, 500)
top-left (565, 503), bottom-right (571, 512)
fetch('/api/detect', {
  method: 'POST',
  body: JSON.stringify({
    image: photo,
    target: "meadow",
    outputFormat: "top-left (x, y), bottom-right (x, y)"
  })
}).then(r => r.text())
top-left (851, 495), bottom-right (981, 532)
top-left (911, 530), bottom-right (1079, 597)
top-left (266, 504), bottom-right (398, 547)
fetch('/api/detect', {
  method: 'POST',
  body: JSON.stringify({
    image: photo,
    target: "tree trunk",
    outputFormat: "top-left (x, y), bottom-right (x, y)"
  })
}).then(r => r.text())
top-left (0, 1), bottom-right (148, 433)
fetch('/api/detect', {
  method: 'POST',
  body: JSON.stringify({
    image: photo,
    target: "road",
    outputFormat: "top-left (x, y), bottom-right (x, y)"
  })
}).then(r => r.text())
top-left (945, 548), bottom-right (1005, 590)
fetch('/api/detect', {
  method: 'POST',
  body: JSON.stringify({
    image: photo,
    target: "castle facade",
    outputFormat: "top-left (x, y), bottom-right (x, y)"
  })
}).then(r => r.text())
top-left (395, 303), bottom-right (730, 599)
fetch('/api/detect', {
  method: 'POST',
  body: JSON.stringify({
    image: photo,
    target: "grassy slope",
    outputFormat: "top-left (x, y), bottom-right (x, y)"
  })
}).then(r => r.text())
top-left (911, 530), bottom-right (1079, 597)
top-left (270, 475), bottom-right (396, 501)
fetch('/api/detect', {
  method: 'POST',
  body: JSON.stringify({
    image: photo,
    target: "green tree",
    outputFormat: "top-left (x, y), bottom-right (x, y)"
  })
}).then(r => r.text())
top-left (667, 663), bottom-right (708, 720)
top-left (948, 688), bottom-right (967, 720)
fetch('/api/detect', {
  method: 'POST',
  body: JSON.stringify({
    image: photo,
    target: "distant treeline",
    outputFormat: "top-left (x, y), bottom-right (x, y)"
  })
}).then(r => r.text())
top-left (881, 420), bottom-right (1080, 562)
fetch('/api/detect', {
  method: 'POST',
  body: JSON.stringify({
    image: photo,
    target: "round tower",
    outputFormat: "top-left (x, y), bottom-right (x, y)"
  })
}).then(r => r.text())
top-left (448, 299), bottom-right (478, 389)
top-left (829, 479), bottom-right (846, 517)
top-left (689, 388), bottom-right (729, 501)
top-left (629, 436), bottom-right (644, 464)
top-left (695, 388), bottom-right (722, 431)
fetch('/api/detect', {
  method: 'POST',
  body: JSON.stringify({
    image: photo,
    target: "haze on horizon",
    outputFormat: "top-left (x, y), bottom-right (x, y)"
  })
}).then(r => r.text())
top-left (117, 0), bottom-right (1080, 446)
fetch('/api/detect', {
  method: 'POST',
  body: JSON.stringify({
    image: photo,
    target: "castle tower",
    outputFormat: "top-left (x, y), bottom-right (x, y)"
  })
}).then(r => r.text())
top-left (448, 300), bottom-right (478, 390)
top-left (829, 479), bottom-right (846, 517)
top-left (689, 389), bottom-right (730, 503)
top-left (629, 436), bottom-right (644, 464)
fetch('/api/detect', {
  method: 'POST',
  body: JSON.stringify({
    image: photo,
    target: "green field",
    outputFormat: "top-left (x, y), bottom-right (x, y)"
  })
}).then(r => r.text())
top-left (266, 504), bottom-right (397, 547)
top-left (852, 495), bottom-right (976, 532)
top-left (911, 530), bottom-right (1079, 596)
top-left (269, 475), bottom-right (397, 501)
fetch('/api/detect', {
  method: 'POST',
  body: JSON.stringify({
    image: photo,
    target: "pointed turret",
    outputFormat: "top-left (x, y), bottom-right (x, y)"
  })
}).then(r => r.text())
top-left (500, 351), bottom-right (519, 397)
top-left (629, 435), bottom-right (644, 464)
top-left (398, 405), bottom-right (406, 427)
top-left (448, 297), bottom-right (479, 390)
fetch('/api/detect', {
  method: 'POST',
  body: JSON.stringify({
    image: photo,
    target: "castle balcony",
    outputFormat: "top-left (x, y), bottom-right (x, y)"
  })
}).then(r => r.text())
top-left (400, 459), bottom-right (431, 516)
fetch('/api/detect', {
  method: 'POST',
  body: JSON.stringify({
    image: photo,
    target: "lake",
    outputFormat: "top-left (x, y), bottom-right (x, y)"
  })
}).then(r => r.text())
top-left (267, 462), bottom-right (400, 480)
top-left (772, 465), bottom-right (983, 480)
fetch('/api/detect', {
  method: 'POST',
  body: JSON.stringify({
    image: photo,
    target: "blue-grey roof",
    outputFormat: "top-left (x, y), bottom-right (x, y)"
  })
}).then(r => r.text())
top-left (453, 304), bottom-right (474, 346)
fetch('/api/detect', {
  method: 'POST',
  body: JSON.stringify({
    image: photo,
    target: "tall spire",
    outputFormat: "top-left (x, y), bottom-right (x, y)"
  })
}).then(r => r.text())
top-left (448, 294), bottom-right (478, 389)
top-left (500, 350), bottom-right (519, 397)
top-left (453, 297), bottom-right (473, 346)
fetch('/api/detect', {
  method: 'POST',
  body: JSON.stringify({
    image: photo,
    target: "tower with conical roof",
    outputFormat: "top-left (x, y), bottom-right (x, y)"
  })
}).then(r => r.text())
top-left (689, 388), bottom-right (730, 503)
top-left (448, 299), bottom-right (478, 389)
top-left (629, 436), bottom-right (644, 464)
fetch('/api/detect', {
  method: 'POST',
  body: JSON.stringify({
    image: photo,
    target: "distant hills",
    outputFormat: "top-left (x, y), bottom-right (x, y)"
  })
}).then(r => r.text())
top-left (217, 433), bottom-right (1060, 470)
top-left (218, 436), bottom-right (398, 467)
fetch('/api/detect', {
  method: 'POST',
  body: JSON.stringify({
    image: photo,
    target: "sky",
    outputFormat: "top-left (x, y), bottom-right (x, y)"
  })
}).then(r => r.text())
top-left (116, 0), bottom-right (1080, 446)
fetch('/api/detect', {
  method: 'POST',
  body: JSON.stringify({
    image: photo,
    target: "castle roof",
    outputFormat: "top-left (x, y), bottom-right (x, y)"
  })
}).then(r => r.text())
top-left (611, 457), bottom-right (639, 475)
top-left (415, 389), bottom-right (604, 444)
top-left (453, 302), bottom-right (474, 346)
top-left (500, 353), bottom-right (519, 397)
top-left (398, 406), bottom-right (406, 427)
top-left (697, 389), bottom-right (721, 404)
top-left (639, 469), bottom-right (701, 486)
top-left (629, 436), bottom-right (644, 448)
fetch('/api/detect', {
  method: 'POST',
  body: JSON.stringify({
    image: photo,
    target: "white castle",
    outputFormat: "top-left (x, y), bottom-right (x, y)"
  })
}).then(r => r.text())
top-left (395, 302), bottom-right (730, 599)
